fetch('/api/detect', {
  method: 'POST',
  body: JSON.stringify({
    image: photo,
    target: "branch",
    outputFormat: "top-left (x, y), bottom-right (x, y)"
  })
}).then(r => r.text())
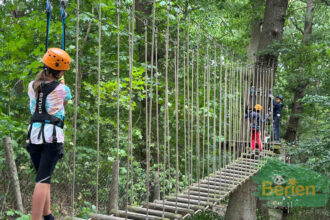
top-left (79, 5), bottom-right (95, 56)
top-left (290, 16), bottom-right (304, 35)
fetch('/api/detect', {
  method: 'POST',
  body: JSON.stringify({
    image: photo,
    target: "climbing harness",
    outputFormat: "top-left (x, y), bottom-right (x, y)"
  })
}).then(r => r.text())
top-left (27, 81), bottom-right (63, 144)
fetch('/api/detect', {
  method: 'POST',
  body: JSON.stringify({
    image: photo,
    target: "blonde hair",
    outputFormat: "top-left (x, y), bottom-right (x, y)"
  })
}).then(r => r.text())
top-left (33, 68), bottom-right (61, 97)
top-left (33, 69), bottom-right (48, 97)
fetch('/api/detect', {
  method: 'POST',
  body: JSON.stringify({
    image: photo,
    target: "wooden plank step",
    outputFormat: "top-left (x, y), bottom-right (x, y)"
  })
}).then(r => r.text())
top-left (164, 196), bottom-right (214, 207)
top-left (238, 159), bottom-right (260, 165)
top-left (197, 180), bottom-right (235, 188)
top-left (197, 183), bottom-right (236, 192)
top-left (235, 161), bottom-right (262, 169)
top-left (184, 189), bottom-right (224, 198)
top-left (89, 213), bottom-right (133, 220)
top-left (187, 186), bottom-right (232, 195)
top-left (223, 168), bottom-right (254, 176)
top-left (153, 200), bottom-right (205, 211)
top-left (199, 180), bottom-right (238, 189)
top-left (229, 165), bottom-right (258, 172)
top-left (201, 175), bottom-right (244, 186)
top-left (111, 210), bottom-right (169, 220)
top-left (142, 202), bottom-right (195, 215)
top-left (178, 194), bottom-right (220, 203)
top-left (127, 205), bottom-right (182, 219)
top-left (210, 172), bottom-right (245, 181)
top-left (216, 171), bottom-right (249, 178)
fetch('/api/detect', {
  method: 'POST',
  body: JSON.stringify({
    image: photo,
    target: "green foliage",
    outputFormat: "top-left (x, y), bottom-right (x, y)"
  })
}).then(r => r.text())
top-left (2, 210), bottom-right (31, 220)
top-left (186, 210), bottom-right (224, 220)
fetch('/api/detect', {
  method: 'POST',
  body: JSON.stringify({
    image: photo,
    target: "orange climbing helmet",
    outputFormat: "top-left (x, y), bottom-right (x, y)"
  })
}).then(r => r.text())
top-left (254, 104), bottom-right (263, 111)
top-left (42, 48), bottom-right (71, 71)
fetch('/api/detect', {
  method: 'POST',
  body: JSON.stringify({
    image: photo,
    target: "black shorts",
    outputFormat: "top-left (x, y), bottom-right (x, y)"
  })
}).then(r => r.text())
top-left (26, 143), bottom-right (64, 184)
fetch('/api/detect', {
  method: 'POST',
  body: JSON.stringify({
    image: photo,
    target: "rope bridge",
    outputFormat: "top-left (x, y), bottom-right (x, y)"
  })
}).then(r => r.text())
top-left (68, 0), bottom-right (277, 219)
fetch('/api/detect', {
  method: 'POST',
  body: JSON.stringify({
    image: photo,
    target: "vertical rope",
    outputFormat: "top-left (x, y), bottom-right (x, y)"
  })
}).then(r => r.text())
top-left (212, 43), bottom-right (217, 174)
top-left (155, 27), bottom-right (160, 199)
top-left (130, 1), bottom-right (135, 205)
top-left (190, 50), bottom-right (195, 194)
top-left (228, 54), bottom-right (233, 163)
top-left (195, 26), bottom-right (200, 205)
top-left (239, 64), bottom-right (243, 155)
top-left (183, 52), bottom-right (187, 184)
top-left (175, 8), bottom-right (180, 214)
top-left (144, 19), bottom-right (150, 218)
top-left (163, 2), bottom-right (170, 215)
top-left (174, 40), bottom-right (179, 214)
top-left (186, 15), bottom-right (191, 209)
top-left (148, 0), bottom-right (157, 205)
top-left (206, 41), bottom-right (210, 203)
top-left (126, 4), bottom-right (135, 218)
top-left (114, 0), bottom-right (120, 211)
top-left (202, 44), bottom-right (206, 178)
top-left (218, 47), bottom-right (223, 168)
top-left (235, 64), bottom-right (239, 160)
top-left (189, 49), bottom-right (195, 208)
top-left (125, 10), bottom-right (131, 218)
top-left (270, 63), bottom-right (275, 154)
top-left (96, 0), bottom-right (101, 211)
top-left (71, 0), bottom-right (79, 215)
top-left (212, 43), bottom-right (217, 202)
top-left (223, 51), bottom-right (228, 167)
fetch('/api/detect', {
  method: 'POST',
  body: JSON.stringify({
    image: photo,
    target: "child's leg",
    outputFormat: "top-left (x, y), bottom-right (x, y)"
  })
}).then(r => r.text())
top-left (257, 131), bottom-right (262, 151)
top-left (32, 183), bottom-right (49, 220)
top-left (43, 188), bottom-right (51, 216)
top-left (251, 130), bottom-right (256, 151)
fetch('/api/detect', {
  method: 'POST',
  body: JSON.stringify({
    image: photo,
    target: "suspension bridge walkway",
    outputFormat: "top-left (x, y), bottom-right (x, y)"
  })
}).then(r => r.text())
top-left (67, 150), bottom-right (274, 220)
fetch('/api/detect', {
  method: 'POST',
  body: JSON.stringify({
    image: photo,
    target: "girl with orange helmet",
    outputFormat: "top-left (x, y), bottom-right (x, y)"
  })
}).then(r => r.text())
top-left (245, 104), bottom-right (270, 154)
top-left (26, 48), bottom-right (71, 220)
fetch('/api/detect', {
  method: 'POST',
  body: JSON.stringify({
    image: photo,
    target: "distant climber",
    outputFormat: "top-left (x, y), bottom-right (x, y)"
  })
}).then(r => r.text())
top-left (245, 104), bottom-right (270, 155)
top-left (270, 94), bottom-right (284, 143)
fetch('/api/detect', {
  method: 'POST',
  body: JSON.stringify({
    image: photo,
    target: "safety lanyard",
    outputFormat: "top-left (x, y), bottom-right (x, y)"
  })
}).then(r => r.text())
top-left (45, 0), bottom-right (52, 52)
top-left (45, 0), bottom-right (68, 52)
top-left (60, 0), bottom-right (68, 50)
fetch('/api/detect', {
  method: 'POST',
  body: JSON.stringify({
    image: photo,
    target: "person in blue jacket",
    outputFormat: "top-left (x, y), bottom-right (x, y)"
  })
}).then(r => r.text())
top-left (272, 95), bottom-right (284, 142)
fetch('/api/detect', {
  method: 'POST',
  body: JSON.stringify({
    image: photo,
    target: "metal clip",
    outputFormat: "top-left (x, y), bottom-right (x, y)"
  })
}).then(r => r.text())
top-left (46, 0), bottom-right (53, 13)
top-left (60, 0), bottom-right (68, 19)
top-left (144, 19), bottom-right (148, 26)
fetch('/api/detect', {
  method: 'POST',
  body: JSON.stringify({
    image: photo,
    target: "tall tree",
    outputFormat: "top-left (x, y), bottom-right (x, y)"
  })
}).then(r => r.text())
top-left (284, 0), bottom-right (315, 142)
top-left (225, 0), bottom-right (289, 219)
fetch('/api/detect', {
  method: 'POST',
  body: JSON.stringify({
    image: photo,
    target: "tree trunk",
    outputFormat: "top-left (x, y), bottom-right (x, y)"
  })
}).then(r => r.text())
top-left (152, 171), bottom-right (160, 201)
top-left (225, 178), bottom-right (257, 220)
top-left (3, 137), bottom-right (24, 213)
top-left (247, 0), bottom-right (265, 64)
top-left (107, 160), bottom-right (119, 214)
top-left (242, 0), bottom-right (265, 142)
top-left (256, 0), bottom-right (289, 68)
top-left (284, 0), bottom-right (314, 142)
top-left (229, 0), bottom-right (289, 218)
